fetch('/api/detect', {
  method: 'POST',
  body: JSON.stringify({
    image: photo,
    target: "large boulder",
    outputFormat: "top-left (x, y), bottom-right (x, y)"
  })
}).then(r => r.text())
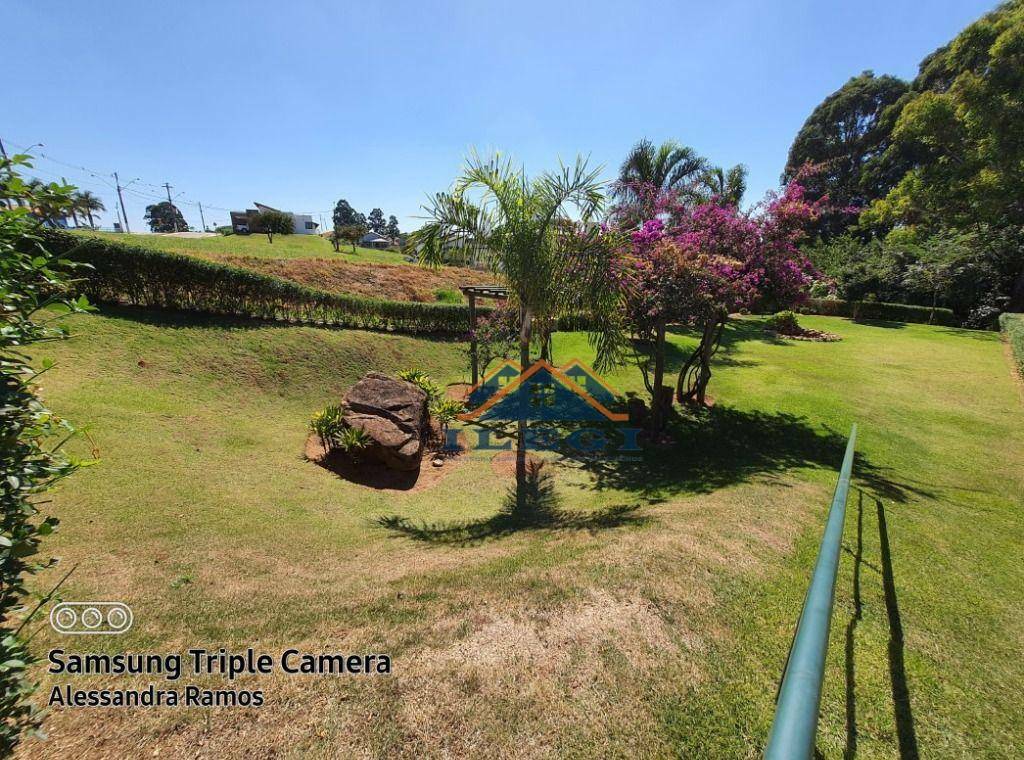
top-left (341, 372), bottom-right (429, 471)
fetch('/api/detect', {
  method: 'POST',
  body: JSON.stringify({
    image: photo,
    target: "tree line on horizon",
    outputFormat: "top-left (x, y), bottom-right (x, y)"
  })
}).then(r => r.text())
top-left (781, 0), bottom-right (1024, 323)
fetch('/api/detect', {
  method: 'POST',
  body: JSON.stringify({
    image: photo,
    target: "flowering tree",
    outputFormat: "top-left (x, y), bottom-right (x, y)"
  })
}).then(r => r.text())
top-left (615, 179), bottom-right (822, 422)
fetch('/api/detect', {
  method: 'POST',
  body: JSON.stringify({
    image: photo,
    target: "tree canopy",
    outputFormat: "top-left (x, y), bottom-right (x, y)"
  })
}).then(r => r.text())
top-left (144, 201), bottom-right (187, 233)
top-left (367, 208), bottom-right (386, 234)
top-left (332, 199), bottom-right (365, 228)
top-left (784, 71), bottom-right (910, 238)
top-left (249, 209), bottom-right (293, 243)
top-left (862, 0), bottom-right (1024, 237)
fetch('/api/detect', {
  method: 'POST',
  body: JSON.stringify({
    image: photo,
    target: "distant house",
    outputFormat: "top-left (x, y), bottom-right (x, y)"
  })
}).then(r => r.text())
top-left (359, 232), bottom-right (390, 249)
top-left (230, 202), bottom-right (318, 235)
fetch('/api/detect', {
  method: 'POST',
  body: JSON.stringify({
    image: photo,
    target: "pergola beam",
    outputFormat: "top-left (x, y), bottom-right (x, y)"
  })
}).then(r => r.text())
top-left (460, 286), bottom-right (508, 385)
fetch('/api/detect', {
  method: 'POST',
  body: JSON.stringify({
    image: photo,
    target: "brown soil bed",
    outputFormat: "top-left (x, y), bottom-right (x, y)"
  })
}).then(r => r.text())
top-left (304, 428), bottom-right (466, 492)
top-left (223, 256), bottom-right (497, 303)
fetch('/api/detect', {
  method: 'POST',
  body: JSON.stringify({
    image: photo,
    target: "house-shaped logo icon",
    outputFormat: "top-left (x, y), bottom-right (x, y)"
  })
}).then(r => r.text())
top-left (465, 360), bottom-right (522, 408)
top-left (460, 359), bottom-right (628, 423)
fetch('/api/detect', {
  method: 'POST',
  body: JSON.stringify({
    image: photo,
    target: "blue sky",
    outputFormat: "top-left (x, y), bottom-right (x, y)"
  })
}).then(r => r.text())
top-left (7, 0), bottom-right (1000, 233)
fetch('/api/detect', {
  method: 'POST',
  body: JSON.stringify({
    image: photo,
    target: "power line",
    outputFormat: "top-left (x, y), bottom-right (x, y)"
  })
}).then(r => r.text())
top-left (1, 135), bottom-right (237, 229)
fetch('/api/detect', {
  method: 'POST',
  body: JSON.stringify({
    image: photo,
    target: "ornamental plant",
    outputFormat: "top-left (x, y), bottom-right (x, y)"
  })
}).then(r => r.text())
top-left (398, 369), bottom-right (441, 402)
top-left (1, 155), bottom-right (92, 753)
top-left (614, 177), bottom-right (822, 419)
top-left (309, 404), bottom-right (346, 448)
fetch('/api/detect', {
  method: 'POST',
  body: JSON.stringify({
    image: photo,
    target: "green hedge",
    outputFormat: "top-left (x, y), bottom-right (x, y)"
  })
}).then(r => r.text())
top-left (1000, 312), bottom-right (1024, 376)
top-left (44, 231), bottom-right (482, 335)
top-left (803, 298), bottom-right (958, 326)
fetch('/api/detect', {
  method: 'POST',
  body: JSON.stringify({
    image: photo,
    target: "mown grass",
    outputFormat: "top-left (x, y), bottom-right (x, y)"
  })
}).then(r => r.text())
top-left (71, 229), bottom-right (410, 264)
top-left (19, 310), bottom-right (1024, 758)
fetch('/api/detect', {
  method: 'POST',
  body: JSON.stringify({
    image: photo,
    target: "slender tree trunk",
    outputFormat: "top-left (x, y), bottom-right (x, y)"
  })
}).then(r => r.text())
top-left (676, 313), bottom-right (725, 406)
top-left (87, 210), bottom-right (95, 228)
top-left (650, 320), bottom-right (667, 431)
top-left (70, 209), bottom-right (79, 227)
top-left (516, 306), bottom-right (532, 512)
top-left (695, 318), bottom-right (717, 406)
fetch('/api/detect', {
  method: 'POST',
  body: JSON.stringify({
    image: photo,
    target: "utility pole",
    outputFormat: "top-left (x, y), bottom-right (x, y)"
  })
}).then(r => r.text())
top-left (162, 182), bottom-right (179, 232)
top-left (113, 172), bottom-right (131, 232)
top-left (197, 200), bottom-right (207, 232)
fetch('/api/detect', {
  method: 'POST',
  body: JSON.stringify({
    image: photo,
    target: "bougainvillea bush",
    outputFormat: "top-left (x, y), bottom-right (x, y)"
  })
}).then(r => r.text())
top-left (613, 178), bottom-right (822, 422)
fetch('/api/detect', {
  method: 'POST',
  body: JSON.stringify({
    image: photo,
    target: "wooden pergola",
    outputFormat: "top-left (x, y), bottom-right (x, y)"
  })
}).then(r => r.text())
top-left (460, 285), bottom-right (508, 385)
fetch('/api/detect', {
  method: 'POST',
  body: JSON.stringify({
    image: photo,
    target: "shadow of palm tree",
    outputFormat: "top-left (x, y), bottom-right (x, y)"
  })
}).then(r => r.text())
top-left (376, 461), bottom-right (650, 545)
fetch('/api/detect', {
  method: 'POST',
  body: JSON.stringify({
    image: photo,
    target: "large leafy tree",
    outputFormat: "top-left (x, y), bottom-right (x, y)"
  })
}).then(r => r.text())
top-left (385, 214), bottom-right (400, 239)
top-left (784, 71), bottom-right (910, 238)
top-left (144, 201), bottom-right (187, 233)
top-left (410, 152), bottom-right (623, 507)
top-left (332, 199), bottom-right (365, 228)
top-left (366, 208), bottom-right (386, 235)
top-left (249, 209), bottom-right (293, 243)
top-left (862, 0), bottom-right (1024, 307)
top-left (332, 223), bottom-right (367, 252)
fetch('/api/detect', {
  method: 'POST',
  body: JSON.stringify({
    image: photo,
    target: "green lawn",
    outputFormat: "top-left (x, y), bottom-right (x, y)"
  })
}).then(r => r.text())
top-left (20, 310), bottom-right (1024, 758)
top-left (70, 229), bottom-right (411, 264)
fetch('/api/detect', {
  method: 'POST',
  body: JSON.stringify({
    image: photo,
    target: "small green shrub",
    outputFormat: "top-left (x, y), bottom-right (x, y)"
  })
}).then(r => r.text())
top-left (1000, 313), bottom-right (1024, 376)
top-left (765, 310), bottom-right (801, 334)
top-left (434, 287), bottom-right (462, 304)
top-left (430, 397), bottom-right (465, 431)
top-left (309, 405), bottom-right (346, 448)
top-left (398, 369), bottom-right (441, 401)
top-left (335, 426), bottom-right (371, 454)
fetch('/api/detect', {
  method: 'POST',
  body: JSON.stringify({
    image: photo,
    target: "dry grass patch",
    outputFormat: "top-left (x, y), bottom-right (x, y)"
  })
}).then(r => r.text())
top-left (221, 256), bottom-right (497, 303)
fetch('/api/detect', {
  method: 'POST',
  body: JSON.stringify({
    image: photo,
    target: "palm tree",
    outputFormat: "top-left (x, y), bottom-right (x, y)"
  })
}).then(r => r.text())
top-left (26, 178), bottom-right (64, 226)
top-left (411, 152), bottom-right (624, 509)
top-left (697, 164), bottom-right (747, 207)
top-left (75, 190), bottom-right (105, 228)
top-left (615, 138), bottom-right (709, 206)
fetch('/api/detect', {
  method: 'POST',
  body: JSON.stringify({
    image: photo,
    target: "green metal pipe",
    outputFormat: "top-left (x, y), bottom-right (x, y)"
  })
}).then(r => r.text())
top-left (764, 424), bottom-right (857, 760)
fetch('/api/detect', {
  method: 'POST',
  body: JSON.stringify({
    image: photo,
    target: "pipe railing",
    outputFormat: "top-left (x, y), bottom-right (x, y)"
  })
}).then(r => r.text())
top-left (764, 424), bottom-right (857, 760)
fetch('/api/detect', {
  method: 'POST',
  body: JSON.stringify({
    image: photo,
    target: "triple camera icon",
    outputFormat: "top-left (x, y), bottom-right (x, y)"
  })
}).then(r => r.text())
top-left (49, 602), bottom-right (133, 635)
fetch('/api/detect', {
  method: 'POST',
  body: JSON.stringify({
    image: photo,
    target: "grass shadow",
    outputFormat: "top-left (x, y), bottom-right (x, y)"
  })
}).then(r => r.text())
top-left (850, 318), bottom-right (908, 330)
top-left (876, 496), bottom-right (920, 759)
top-left (844, 490), bottom-right (865, 759)
top-left (570, 405), bottom-right (927, 505)
top-left (933, 326), bottom-right (998, 341)
top-left (376, 461), bottom-right (650, 545)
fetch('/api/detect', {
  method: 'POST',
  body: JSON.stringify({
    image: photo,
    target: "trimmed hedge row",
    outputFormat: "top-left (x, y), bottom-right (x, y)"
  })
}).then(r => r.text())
top-left (803, 298), bottom-right (958, 326)
top-left (44, 231), bottom-right (483, 335)
top-left (1000, 312), bottom-right (1024, 376)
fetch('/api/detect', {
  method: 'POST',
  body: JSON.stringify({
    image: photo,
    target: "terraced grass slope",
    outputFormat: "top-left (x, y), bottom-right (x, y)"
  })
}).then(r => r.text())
top-left (71, 230), bottom-right (409, 264)
top-left (20, 310), bottom-right (1024, 758)
top-left (70, 231), bottom-right (495, 303)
